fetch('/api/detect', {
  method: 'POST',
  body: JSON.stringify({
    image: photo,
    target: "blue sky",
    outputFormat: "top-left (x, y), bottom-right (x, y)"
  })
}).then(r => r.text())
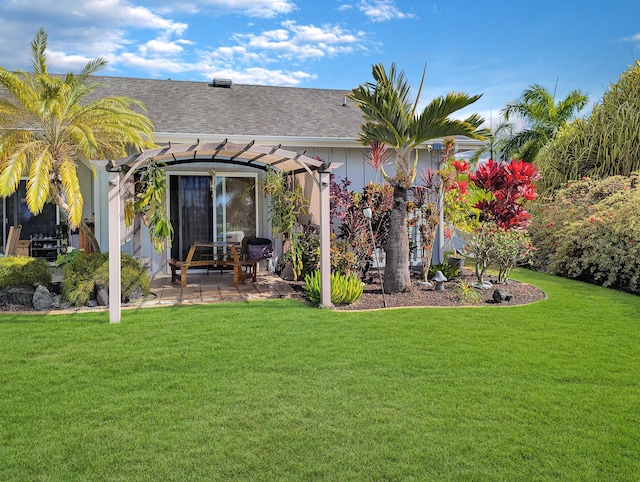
top-left (0, 0), bottom-right (638, 127)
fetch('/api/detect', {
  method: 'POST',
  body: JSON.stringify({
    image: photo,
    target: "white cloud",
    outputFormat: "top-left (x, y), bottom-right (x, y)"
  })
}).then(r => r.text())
top-left (230, 21), bottom-right (367, 60)
top-left (166, 0), bottom-right (295, 18)
top-left (202, 66), bottom-right (315, 86)
top-left (358, 0), bottom-right (416, 22)
top-left (0, 0), bottom-right (364, 87)
top-left (622, 32), bottom-right (640, 42)
top-left (140, 39), bottom-right (185, 57)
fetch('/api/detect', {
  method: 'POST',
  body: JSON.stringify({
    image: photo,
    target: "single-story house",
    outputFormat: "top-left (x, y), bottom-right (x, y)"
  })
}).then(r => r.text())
top-left (2, 76), bottom-right (484, 277)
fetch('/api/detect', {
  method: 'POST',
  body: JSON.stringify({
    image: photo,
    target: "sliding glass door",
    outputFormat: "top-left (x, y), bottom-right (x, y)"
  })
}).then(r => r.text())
top-left (215, 176), bottom-right (257, 243)
top-left (169, 173), bottom-right (257, 261)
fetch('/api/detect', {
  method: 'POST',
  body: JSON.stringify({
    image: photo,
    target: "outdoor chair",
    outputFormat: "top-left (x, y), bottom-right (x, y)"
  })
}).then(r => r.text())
top-left (2, 225), bottom-right (22, 256)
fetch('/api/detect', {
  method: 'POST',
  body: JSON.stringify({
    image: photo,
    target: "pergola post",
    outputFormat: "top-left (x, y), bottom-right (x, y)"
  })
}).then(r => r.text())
top-left (319, 168), bottom-right (333, 309)
top-left (107, 171), bottom-right (122, 323)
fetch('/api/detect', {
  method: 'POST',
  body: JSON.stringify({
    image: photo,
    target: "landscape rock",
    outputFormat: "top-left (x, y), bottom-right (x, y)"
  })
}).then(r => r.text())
top-left (492, 288), bottom-right (510, 303)
top-left (95, 283), bottom-right (109, 306)
top-left (32, 285), bottom-right (54, 311)
top-left (87, 299), bottom-right (98, 308)
top-left (125, 286), bottom-right (143, 303)
top-left (4, 287), bottom-right (35, 307)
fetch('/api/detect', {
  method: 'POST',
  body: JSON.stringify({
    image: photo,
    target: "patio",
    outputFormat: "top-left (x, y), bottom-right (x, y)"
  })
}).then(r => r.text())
top-left (136, 269), bottom-right (299, 308)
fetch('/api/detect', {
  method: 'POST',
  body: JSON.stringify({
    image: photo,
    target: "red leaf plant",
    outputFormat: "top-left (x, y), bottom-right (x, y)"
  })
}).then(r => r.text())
top-left (470, 159), bottom-right (541, 229)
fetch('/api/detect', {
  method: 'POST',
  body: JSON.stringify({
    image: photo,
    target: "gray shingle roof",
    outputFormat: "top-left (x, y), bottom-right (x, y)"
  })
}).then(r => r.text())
top-left (89, 76), bottom-right (365, 139)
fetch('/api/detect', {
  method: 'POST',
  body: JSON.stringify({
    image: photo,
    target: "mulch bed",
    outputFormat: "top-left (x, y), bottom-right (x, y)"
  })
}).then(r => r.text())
top-left (291, 268), bottom-right (546, 311)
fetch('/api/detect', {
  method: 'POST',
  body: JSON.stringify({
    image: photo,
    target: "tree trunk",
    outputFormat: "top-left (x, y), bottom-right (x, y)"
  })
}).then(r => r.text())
top-left (48, 181), bottom-right (101, 253)
top-left (79, 220), bottom-right (100, 253)
top-left (383, 185), bottom-right (412, 293)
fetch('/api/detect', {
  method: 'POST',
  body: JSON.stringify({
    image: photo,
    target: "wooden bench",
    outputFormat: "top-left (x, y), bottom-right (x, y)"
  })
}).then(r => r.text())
top-left (169, 242), bottom-right (257, 288)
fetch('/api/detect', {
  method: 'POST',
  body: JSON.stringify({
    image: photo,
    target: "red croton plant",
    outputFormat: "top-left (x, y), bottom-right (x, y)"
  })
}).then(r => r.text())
top-left (470, 159), bottom-right (541, 229)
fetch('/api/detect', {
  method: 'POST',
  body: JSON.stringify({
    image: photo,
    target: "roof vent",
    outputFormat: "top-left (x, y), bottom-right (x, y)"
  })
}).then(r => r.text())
top-left (212, 78), bottom-right (232, 88)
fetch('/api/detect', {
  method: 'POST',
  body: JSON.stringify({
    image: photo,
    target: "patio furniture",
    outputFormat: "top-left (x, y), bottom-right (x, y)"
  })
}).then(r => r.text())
top-left (168, 241), bottom-right (257, 288)
top-left (3, 225), bottom-right (22, 256)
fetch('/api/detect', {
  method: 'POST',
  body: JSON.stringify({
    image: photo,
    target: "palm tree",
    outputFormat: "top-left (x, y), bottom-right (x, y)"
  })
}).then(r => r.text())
top-left (469, 119), bottom-right (513, 164)
top-left (348, 63), bottom-right (486, 293)
top-left (501, 83), bottom-right (587, 163)
top-left (0, 28), bottom-right (155, 251)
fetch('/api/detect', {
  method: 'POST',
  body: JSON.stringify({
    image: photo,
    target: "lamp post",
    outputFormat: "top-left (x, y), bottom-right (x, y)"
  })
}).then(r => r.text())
top-left (363, 206), bottom-right (387, 308)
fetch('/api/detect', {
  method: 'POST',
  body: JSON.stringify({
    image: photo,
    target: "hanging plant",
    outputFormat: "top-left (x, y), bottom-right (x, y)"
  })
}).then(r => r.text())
top-left (263, 168), bottom-right (309, 281)
top-left (124, 159), bottom-right (173, 253)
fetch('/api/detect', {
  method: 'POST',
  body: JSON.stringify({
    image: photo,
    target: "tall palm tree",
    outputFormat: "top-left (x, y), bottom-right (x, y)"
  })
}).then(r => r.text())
top-left (0, 29), bottom-right (155, 251)
top-left (469, 119), bottom-right (513, 164)
top-left (348, 63), bottom-right (486, 293)
top-left (501, 83), bottom-right (587, 163)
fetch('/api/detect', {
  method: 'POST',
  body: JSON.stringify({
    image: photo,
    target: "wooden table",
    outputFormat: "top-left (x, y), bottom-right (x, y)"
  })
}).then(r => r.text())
top-left (168, 241), bottom-right (257, 287)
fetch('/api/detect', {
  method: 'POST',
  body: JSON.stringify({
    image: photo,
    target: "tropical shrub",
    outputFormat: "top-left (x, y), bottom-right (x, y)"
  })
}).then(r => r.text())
top-left (529, 174), bottom-right (640, 293)
top-left (452, 279), bottom-right (483, 304)
top-left (528, 173), bottom-right (639, 271)
top-left (62, 252), bottom-right (150, 306)
top-left (330, 176), bottom-right (392, 280)
top-left (466, 223), bottom-right (533, 284)
top-left (491, 228), bottom-right (534, 283)
top-left (465, 159), bottom-right (539, 283)
top-left (297, 223), bottom-right (320, 279)
top-left (427, 263), bottom-right (459, 280)
top-left (470, 158), bottom-right (540, 229)
top-left (303, 270), bottom-right (364, 306)
top-left (466, 223), bottom-right (498, 284)
top-left (0, 256), bottom-right (51, 289)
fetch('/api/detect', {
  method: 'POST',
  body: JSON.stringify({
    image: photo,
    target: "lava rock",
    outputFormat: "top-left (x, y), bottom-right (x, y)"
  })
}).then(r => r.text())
top-left (125, 286), bottom-right (143, 303)
top-left (95, 283), bottom-right (109, 306)
top-left (492, 288), bottom-right (509, 303)
top-left (4, 287), bottom-right (35, 306)
top-left (32, 285), bottom-right (54, 311)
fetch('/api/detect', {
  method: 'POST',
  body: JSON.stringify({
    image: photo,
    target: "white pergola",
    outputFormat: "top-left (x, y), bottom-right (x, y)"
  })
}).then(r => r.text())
top-left (102, 139), bottom-right (335, 323)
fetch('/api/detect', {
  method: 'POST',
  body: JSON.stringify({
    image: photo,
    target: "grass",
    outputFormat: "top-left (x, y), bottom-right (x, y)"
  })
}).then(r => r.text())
top-left (1, 268), bottom-right (639, 480)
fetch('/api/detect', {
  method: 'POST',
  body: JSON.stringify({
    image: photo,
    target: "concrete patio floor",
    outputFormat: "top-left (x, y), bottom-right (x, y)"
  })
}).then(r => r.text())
top-left (134, 269), bottom-right (300, 308)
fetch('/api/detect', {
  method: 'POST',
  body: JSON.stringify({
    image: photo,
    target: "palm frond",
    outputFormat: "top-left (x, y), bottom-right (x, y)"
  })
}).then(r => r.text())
top-left (26, 146), bottom-right (52, 214)
top-left (30, 28), bottom-right (48, 76)
top-left (59, 159), bottom-right (83, 227)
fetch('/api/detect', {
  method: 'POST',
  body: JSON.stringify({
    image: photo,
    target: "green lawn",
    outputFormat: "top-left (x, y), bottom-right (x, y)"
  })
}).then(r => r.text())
top-left (1, 269), bottom-right (639, 481)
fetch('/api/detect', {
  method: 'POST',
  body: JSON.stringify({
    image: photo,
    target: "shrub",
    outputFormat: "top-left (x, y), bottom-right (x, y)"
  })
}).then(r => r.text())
top-left (467, 223), bottom-right (533, 284)
top-left (550, 188), bottom-right (640, 293)
top-left (452, 279), bottom-right (483, 304)
top-left (303, 270), bottom-right (364, 306)
top-left (0, 256), bottom-right (51, 289)
top-left (528, 173), bottom-right (639, 271)
top-left (297, 223), bottom-right (320, 279)
top-left (331, 177), bottom-right (392, 281)
top-left (62, 252), bottom-right (150, 306)
top-left (428, 263), bottom-right (459, 280)
top-left (491, 228), bottom-right (534, 283)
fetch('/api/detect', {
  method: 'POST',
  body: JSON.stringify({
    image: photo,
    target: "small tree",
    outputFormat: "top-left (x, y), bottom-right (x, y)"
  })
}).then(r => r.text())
top-left (467, 159), bottom-right (540, 284)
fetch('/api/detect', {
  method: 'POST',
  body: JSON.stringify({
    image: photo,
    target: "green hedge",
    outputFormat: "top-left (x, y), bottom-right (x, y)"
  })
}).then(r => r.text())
top-left (0, 256), bottom-right (51, 289)
top-left (62, 252), bottom-right (150, 306)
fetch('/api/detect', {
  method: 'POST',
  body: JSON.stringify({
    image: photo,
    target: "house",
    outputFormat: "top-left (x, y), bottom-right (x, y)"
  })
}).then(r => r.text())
top-left (2, 75), bottom-right (484, 274)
